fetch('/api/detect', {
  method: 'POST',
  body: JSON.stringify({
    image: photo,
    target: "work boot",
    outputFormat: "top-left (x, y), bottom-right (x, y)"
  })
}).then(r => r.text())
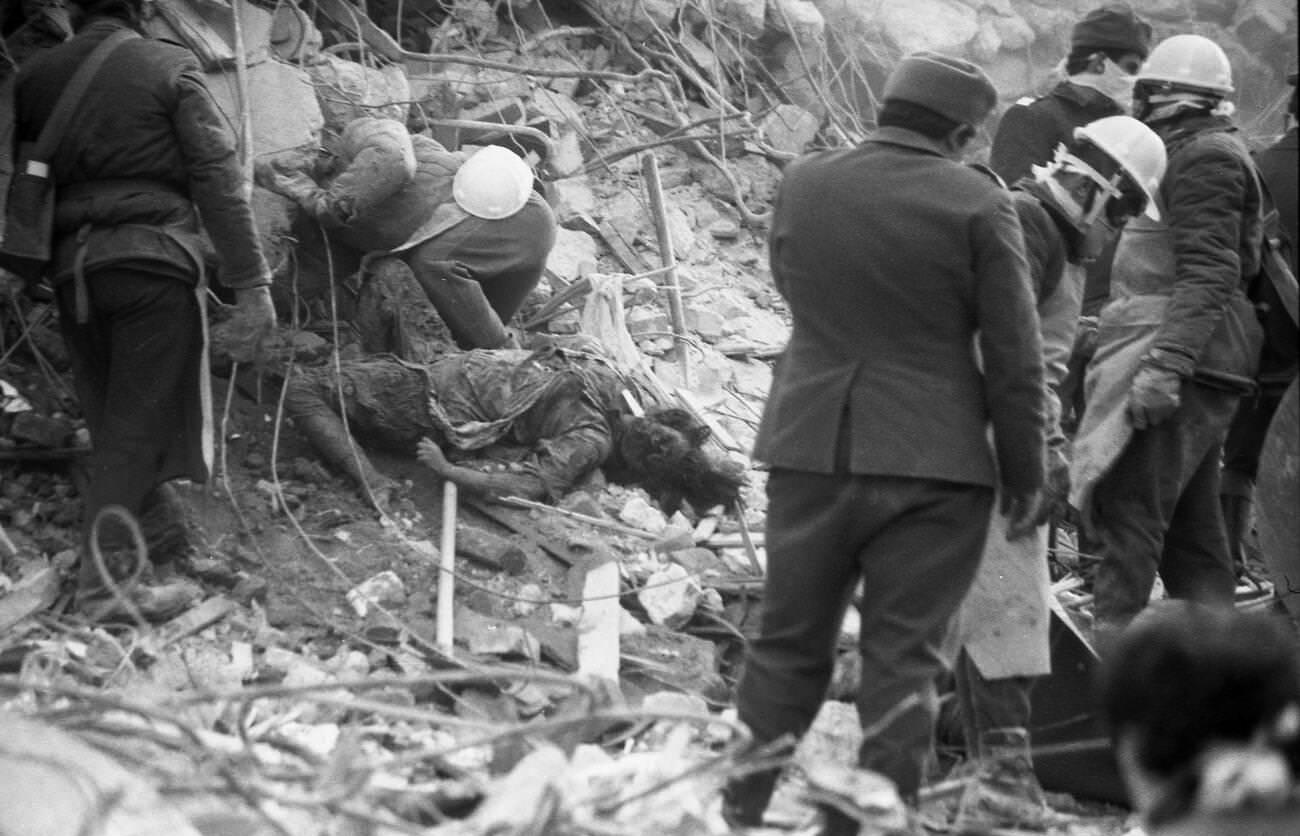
top-left (76, 579), bottom-right (202, 624)
top-left (952, 727), bottom-right (1057, 834)
top-left (722, 766), bottom-right (782, 829)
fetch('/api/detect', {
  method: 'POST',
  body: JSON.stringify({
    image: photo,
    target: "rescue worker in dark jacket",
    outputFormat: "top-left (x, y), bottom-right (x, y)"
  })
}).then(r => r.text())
top-left (724, 53), bottom-right (1048, 834)
top-left (989, 4), bottom-right (1151, 184)
top-left (1220, 70), bottom-right (1299, 579)
top-left (950, 116), bottom-right (1166, 833)
top-left (1071, 35), bottom-right (1266, 647)
top-left (12, 0), bottom-right (275, 621)
top-left (990, 3), bottom-right (1152, 430)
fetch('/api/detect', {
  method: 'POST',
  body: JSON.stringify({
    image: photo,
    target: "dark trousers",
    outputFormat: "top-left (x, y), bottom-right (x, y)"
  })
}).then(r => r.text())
top-left (954, 653), bottom-right (1033, 757)
top-left (55, 269), bottom-right (204, 594)
top-left (734, 469), bottom-right (993, 806)
top-left (407, 198), bottom-right (556, 348)
top-left (1091, 383), bottom-right (1241, 630)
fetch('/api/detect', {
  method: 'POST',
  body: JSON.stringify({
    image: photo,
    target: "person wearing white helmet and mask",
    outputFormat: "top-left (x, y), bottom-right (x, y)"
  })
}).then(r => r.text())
top-left (949, 115), bottom-right (1166, 834)
top-left (257, 117), bottom-right (555, 352)
top-left (1071, 34), bottom-right (1268, 651)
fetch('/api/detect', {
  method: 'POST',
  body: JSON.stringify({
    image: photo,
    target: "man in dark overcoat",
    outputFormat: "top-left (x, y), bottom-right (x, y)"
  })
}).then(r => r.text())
top-left (724, 52), bottom-right (1048, 833)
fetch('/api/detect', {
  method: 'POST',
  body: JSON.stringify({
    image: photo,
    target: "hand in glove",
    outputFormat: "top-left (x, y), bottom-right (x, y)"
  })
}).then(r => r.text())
top-left (216, 286), bottom-right (276, 364)
top-left (1001, 488), bottom-right (1047, 542)
top-left (253, 158), bottom-right (322, 207)
top-left (1128, 364), bottom-right (1182, 430)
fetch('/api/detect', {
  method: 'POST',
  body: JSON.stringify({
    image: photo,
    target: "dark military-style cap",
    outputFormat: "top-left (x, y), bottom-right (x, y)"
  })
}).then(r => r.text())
top-left (881, 52), bottom-right (999, 127)
top-left (1071, 4), bottom-right (1154, 59)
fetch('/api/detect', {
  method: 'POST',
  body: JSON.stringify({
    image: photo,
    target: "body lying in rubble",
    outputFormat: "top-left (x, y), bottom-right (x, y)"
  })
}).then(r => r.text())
top-left (255, 116), bottom-right (555, 352)
top-left (283, 340), bottom-right (746, 514)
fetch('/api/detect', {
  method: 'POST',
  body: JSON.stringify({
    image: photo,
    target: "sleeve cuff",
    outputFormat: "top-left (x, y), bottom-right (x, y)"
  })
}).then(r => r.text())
top-left (1143, 346), bottom-right (1195, 377)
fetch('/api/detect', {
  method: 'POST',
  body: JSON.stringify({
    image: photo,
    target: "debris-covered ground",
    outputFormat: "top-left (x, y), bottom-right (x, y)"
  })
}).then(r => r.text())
top-left (2, 0), bottom-right (1296, 834)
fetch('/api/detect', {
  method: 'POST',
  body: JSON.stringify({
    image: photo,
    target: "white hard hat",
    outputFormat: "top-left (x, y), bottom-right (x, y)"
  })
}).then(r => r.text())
top-left (1137, 34), bottom-right (1233, 96)
top-left (452, 145), bottom-right (534, 220)
top-left (1073, 115), bottom-right (1167, 219)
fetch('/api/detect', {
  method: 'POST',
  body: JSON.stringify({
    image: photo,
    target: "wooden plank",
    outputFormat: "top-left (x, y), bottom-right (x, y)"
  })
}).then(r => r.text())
top-left (150, 596), bottom-right (236, 649)
top-left (596, 219), bottom-right (651, 274)
top-left (461, 496), bottom-right (577, 567)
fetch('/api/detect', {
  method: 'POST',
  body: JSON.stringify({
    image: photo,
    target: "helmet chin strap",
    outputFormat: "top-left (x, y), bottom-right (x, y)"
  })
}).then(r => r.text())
top-left (1037, 145), bottom-right (1125, 231)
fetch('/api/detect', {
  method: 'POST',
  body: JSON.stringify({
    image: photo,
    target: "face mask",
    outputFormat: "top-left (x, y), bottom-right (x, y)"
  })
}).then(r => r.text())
top-left (1073, 58), bottom-right (1138, 113)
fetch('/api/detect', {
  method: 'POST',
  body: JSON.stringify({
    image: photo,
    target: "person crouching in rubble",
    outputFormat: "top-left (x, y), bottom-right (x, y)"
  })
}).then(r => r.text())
top-left (1098, 602), bottom-right (1300, 835)
top-left (255, 117), bottom-right (555, 351)
top-left (947, 116), bottom-right (1167, 834)
top-left (282, 341), bottom-right (746, 515)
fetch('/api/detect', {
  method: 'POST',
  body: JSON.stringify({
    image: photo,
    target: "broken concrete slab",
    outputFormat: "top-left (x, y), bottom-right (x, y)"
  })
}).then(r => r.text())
top-left (456, 604), bottom-right (541, 660)
top-left (0, 712), bottom-right (204, 836)
top-left (308, 53), bottom-right (412, 131)
top-left (206, 60), bottom-right (322, 158)
top-left (546, 227), bottom-right (600, 282)
top-left (761, 104), bottom-right (821, 156)
top-left (147, 0), bottom-right (274, 70)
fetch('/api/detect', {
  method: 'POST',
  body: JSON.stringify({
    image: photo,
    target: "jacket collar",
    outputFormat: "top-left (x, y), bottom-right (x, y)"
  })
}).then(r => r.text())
top-left (1156, 112), bottom-right (1238, 153)
top-left (1051, 80), bottom-right (1125, 113)
top-left (865, 125), bottom-right (956, 159)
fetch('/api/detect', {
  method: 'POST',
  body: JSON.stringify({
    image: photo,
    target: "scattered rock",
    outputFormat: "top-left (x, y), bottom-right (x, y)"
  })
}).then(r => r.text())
top-left (617, 496), bottom-right (668, 534)
top-left (637, 562), bottom-right (702, 629)
top-left (346, 570), bottom-right (408, 617)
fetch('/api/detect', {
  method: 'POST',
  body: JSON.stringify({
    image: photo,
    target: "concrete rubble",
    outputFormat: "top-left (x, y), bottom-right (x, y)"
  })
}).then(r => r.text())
top-left (1, 1), bottom-right (1294, 835)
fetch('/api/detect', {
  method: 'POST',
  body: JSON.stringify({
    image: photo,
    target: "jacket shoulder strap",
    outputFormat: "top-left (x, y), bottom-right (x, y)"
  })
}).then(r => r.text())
top-left (31, 27), bottom-right (139, 162)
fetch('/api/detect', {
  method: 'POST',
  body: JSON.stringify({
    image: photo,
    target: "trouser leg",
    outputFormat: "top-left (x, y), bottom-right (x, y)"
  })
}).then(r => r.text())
top-left (955, 653), bottom-right (1033, 757)
top-left (729, 469), bottom-right (863, 823)
top-left (57, 272), bottom-right (201, 596)
top-left (1160, 446), bottom-right (1235, 608)
top-left (853, 480), bottom-right (992, 799)
top-left (1090, 384), bottom-right (1239, 633)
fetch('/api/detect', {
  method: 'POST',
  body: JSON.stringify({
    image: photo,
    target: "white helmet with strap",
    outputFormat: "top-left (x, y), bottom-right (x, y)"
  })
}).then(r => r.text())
top-left (1072, 115), bottom-right (1167, 219)
top-left (1137, 34), bottom-right (1233, 96)
top-left (453, 145), bottom-right (534, 220)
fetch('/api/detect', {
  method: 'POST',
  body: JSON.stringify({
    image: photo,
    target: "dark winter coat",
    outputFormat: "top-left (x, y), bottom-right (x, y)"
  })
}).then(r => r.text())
top-left (1255, 127), bottom-right (1298, 273)
top-left (989, 81), bottom-right (1125, 184)
top-left (14, 18), bottom-right (267, 289)
top-left (991, 81), bottom-right (1127, 316)
top-left (1149, 114), bottom-right (1264, 381)
top-left (753, 126), bottom-right (1047, 495)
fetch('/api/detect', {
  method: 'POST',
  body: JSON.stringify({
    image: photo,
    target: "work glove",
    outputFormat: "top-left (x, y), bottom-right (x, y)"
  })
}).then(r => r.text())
top-left (1001, 488), bottom-right (1047, 542)
top-left (253, 158), bottom-right (321, 208)
top-left (1128, 363), bottom-right (1182, 430)
top-left (216, 286), bottom-right (277, 364)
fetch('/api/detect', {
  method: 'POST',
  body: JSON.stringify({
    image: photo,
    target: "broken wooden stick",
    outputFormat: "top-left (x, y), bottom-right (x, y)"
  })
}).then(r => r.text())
top-left (437, 483), bottom-right (458, 654)
top-left (641, 153), bottom-right (691, 387)
top-left (734, 498), bottom-right (764, 575)
top-left (0, 521), bottom-right (17, 559)
top-left (497, 495), bottom-right (660, 540)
